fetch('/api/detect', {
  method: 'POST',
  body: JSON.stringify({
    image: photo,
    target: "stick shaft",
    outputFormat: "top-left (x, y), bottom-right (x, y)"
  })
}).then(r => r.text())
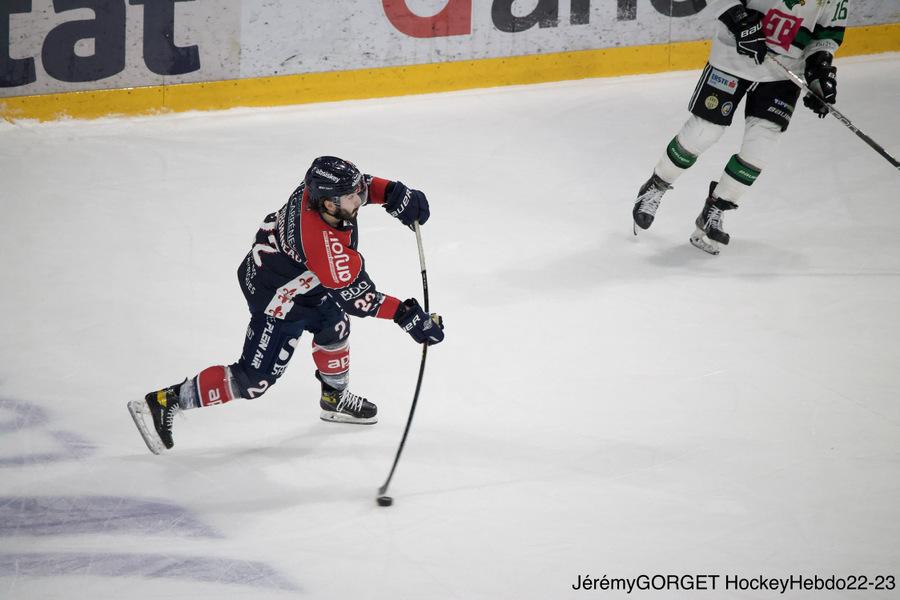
top-left (768, 55), bottom-right (899, 169)
top-left (378, 222), bottom-right (429, 496)
top-left (415, 222), bottom-right (428, 312)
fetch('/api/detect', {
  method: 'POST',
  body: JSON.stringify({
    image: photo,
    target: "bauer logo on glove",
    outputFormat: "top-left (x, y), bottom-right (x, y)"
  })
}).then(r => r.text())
top-left (385, 182), bottom-right (430, 229)
top-left (394, 298), bottom-right (445, 345)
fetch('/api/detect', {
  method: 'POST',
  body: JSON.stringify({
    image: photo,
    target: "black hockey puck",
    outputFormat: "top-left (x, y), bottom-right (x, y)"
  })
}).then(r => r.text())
top-left (376, 495), bottom-right (393, 507)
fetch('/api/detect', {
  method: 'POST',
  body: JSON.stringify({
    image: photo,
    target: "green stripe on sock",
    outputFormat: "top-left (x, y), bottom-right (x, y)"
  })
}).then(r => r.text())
top-left (666, 137), bottom-right (697, 169)
top-left (724, 155), bottom-right (760, 186)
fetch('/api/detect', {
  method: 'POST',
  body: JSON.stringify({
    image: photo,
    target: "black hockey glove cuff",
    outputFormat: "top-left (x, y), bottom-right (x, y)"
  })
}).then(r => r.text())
top-left (394, 298), bottom-right (445, 345)
top-left (803, 51), bottom-right (837, 118)
top-left (384, 181), bottom-right (430, 229)
top-left (719, 6), bottom-right (767, 66)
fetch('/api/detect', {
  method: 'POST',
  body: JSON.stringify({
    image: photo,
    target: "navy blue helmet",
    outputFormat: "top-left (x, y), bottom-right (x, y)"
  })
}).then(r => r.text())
top-left (304, 156), bottom-right (366, 209)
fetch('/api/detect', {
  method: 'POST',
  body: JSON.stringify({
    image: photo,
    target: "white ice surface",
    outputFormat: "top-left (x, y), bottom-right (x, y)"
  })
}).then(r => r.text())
top-left (1, 53), bottom-right (899, 600)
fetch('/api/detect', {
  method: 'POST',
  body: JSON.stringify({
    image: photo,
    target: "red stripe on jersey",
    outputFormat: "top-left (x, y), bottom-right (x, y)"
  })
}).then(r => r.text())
top-left (300, 191), bottom-right (363, 289)
top-left (376, 295), bottom-right (401, 320)
top-left (367, 177), bottom-right (390, 205)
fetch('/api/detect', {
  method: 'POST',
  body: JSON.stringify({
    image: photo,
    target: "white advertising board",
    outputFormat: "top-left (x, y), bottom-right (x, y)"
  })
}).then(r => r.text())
top-left (2, 0), bottom-right (897, 97)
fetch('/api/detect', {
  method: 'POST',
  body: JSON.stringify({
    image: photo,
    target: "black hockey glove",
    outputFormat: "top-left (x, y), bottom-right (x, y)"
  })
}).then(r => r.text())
top-left (394, 298), bottom-right (444, 345)
top-left (719, 6), bottom-right (767, 66)
top-left (803, 51), bottom-right (837, 118)
top-left (385, 181), bottom-right (430, 229)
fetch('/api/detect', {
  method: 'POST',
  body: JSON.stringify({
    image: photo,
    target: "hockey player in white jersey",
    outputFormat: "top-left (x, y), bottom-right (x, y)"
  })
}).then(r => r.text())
top-left (632, 0), bottom-right (847, 254)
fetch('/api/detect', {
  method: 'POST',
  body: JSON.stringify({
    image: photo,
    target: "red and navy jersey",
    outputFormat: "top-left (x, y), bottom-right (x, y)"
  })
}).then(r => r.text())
top-left (240, 176), bottom-right (401, 322)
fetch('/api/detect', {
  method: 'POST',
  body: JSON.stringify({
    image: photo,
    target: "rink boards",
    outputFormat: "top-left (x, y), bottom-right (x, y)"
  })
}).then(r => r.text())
top-left (1, 1), bottom-right (898, 122)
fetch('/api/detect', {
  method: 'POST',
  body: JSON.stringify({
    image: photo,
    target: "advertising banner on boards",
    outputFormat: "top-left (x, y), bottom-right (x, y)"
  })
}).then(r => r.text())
top-left (3, 0), bottom-right (897, 98)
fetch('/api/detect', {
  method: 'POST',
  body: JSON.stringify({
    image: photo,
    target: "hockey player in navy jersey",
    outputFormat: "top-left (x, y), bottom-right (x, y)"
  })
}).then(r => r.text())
top-left (632, 0), bottom-right (847, 254)
top-left (128, 156), bottom-right (445, 454)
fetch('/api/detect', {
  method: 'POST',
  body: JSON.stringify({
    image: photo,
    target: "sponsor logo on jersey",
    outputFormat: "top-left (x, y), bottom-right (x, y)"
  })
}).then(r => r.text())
top-left (259, 321), bottom-right (275, 351)
top-left (708, 69), bottom-right (738, 95)
top-left (244, 255), bottom-right (257, 295)
top-left (763, 9), bottom-right (803, 51)
top-left (721, 101), bottom-right (734, 117)
top-left (283, 199), bottom-right (302, 262)
top-left (705, 95), bottom-right (719, 110)
top-left (339, 280), bottom-right (371, 301)
top-left (272, 337), bottom-right (299, 376)
top-left (251, 321), bottom-right (277, 370)
top-left (251, 349), bottom-right (264, 371)
top-left (322, 231), bottom-right (353, 284)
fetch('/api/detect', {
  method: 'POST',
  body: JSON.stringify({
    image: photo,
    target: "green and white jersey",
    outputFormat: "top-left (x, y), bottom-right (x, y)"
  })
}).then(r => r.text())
top-left (708, 0), bottom-right (848, 81)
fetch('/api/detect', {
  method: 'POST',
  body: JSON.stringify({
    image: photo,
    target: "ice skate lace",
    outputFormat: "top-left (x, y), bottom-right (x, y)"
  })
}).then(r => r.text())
top-left (163, 402), bottom-right (179, 432)
top-left (705, 205), bottom-right (725, 231)
top-left (337, 390), bottom-right (365, 413)
top-left (638, 187), bottom-right (665, 216)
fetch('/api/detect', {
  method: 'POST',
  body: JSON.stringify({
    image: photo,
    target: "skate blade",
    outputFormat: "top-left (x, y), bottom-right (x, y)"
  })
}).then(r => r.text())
top-left (632, 215), bottom-right (651, 236)
top-left (320, 410), bottom-right (377, 425)
top-left (689, 229), bottom-right (720, 255)
top-left (127, 400), bottom-right (165, 455)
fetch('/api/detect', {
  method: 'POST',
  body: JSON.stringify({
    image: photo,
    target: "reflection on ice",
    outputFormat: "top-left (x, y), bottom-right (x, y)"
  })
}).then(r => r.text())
top-left (0, 496), bottom-right (220, 537)
top-left (0, 552), bottom-right (299, 591)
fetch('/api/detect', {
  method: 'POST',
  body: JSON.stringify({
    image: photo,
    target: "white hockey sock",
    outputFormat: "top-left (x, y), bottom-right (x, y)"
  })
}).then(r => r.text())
top-left (714, 117), bottom-right (781, 204)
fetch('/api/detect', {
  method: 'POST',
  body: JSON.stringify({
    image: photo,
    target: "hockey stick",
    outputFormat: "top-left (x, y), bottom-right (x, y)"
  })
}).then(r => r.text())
top-left (377, 220), bottom-right (429, 505)
top-left (767, 54), bottom-right (900, 170)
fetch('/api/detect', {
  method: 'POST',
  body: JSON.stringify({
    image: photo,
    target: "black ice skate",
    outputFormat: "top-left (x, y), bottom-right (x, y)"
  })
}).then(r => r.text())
top-left (690, 182), bottom-right (737, 256)
top-left (127, 383), bottom-right (182, 454)
top-left (632, 173), bottom-right (672, 234)
top-left (316, 371), bottom-right (377, 425)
